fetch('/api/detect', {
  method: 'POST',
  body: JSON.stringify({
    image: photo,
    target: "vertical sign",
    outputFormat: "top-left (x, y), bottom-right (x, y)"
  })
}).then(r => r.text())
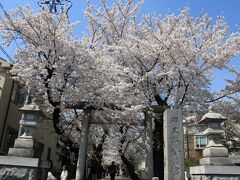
top-left (164, 109), bottom-right (184, 180)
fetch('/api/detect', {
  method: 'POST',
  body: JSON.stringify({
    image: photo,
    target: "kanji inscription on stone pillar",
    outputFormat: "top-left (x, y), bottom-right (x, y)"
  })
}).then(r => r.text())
top-left (164, 109), bottom-right (184, 180)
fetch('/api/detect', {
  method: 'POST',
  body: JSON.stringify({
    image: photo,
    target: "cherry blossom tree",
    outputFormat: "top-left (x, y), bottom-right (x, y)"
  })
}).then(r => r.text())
top-left (0, 5), bottom-right (145, 179)
top-left (101, 124), bottom-right (145, 179)
top-left (118, 125), bottom-right (145, 179)
top-left (1, 0), bottom-right (240, 178)
top-left (213, 100), bottom-right (240, 147)
top-left (85, 0), bottom-right (240, 177)
top-left (0, 5), bottom-right (141, 130)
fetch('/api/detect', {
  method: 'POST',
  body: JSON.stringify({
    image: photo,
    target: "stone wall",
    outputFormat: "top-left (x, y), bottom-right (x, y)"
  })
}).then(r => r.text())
top-left (191, 175), bottom-right (240, 180)
top-left (0, 156), bottom-right (50, 180)
top-left (190, 165), bottom-right (240, 180)
top-left (0, 165), bottom-right (48, 180)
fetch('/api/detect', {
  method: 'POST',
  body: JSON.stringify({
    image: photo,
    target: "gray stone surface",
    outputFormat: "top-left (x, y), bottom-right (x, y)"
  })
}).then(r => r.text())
top-left (200, 157), bottom-right (233, 166)
top-left (199, 106), bottom-right (227, 124)
top-left (0, 166), bottom-right (44, 180)
top-left (190, 107), bottom-right (240, 180)
top-left (0, 92), bottom-right (50, 180)
top-left (0, 167), bottom-right (31, 180)
top-left (0, 156), bottom-right (50, 180)
top-left (0, 156), bottom-right (39, 167)
top-left (8, 137), bottom-right (43, 158)
top-left (164, 109), bottom-right (184, 180)
top-left (14, 139), bottom-right (38, 149)
top-left (8, 148), bottom-right (35, 158)
top-left (190, 165), bottom-right (240, 175)
top-left (203, 147), bottom-right (228, 157)
top-left (190, 166), bottom-right (240, 180)
top-left (76, 114), bottom-right (90, 180)
top-left (0, 156), bottom-right (50, 168)
top-left (191, 175), bottom-right (240, 180)
top-left (199, 141), bottom-right (233, 166)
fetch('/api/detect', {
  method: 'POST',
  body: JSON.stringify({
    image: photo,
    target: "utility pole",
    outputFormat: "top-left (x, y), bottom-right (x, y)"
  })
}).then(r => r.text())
top-left (38, 0), bottom-right (72, 14)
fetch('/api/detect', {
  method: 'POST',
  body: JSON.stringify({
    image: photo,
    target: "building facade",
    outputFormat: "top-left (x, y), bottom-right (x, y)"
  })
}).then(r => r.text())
top-left (0, 58), bottom-right (21, 155)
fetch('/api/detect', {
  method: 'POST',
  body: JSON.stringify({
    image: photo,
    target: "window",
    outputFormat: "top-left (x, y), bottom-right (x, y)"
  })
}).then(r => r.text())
top-left (209, 122), bottom-right (221, 129)
top-left (11, 83), bottom-right (25, 107)
top-left (195, 136), bottom-right (207, 149)
top-left (23, 113), bottom-right (38, 121)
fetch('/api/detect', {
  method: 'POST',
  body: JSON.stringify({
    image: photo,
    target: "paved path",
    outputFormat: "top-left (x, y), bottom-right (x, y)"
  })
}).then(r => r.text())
top-left (100, 176), bottom-right (130, 180)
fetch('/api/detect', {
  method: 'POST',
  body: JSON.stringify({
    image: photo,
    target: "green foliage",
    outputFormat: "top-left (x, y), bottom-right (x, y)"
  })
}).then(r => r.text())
top-left (184, 158), bottom-right (199, 172)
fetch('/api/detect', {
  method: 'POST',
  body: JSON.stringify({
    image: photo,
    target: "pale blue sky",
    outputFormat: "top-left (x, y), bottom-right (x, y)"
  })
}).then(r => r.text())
top-left (0, 0), bottom-right (239, 91)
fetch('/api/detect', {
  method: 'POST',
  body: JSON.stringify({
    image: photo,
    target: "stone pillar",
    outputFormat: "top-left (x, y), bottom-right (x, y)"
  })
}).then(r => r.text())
top-left (75, 112), bottom-right (90, 180)
top-left (164, 109), bottom-right (184, 180)
top-left (145, 112), bottom-right (153, 180)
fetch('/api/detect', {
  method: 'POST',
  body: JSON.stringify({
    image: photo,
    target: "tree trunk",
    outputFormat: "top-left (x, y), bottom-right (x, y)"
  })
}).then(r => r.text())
top-left (119, 126), bottom-right (140, 180)
top-left (52, 106), bottom-right (63, 134)
top-left (120, 153), bottom-right (139, 180)
top-left (153, 95), bottom-right (169, 179)
top-left (153, 114), bottom-right (164, 178)
top-left (94, 129), bottom-right (108, 178)
top-left (145, 112), bottom-right (153, 179)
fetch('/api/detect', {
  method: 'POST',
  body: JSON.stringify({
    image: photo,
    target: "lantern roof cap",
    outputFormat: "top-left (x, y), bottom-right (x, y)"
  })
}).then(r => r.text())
top-left (198, 106), bottom-right (227, 124)
top-left (19, 100), bottom-right (41, 112)
top-left (19, 89), bottom-right (43, 115)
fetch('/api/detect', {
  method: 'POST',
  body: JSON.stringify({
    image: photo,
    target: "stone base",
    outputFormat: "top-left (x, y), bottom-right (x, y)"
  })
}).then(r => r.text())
top-left (203, 146), bottom-right (228, 157)
top-left (14, 138), bottom-right (38, 149)
top-left (200, 157), bottom-right (233, 166)
top-left (8, 148), bottom-right (35, 158)
top-left (190, 166), bottom-right (240, 180)
top-left (8, 138), bottom-right (43, 158)
top-left (0, 156), bottom-right (50, 180)
top-left (0, 166), bottom-right (39, 180)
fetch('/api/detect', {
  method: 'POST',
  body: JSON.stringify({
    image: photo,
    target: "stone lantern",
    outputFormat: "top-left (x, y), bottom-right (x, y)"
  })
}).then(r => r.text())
top-left (199, 106), bottom-right (226, 145)
top-left (18, 94), bottom-right (42, 139)
top-left (8, 90), bottom-right (44, 158)
top-left (0, 89), bottom-right (50, 180)
top-left (190, 106), bottom-right (240, 179)
top-left (197, 106), bottom-right (232, 165)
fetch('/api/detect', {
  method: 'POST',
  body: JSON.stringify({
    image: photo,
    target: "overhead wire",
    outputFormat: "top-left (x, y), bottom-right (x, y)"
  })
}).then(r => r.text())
top-left (0, 2), bottom-right (17, 62)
